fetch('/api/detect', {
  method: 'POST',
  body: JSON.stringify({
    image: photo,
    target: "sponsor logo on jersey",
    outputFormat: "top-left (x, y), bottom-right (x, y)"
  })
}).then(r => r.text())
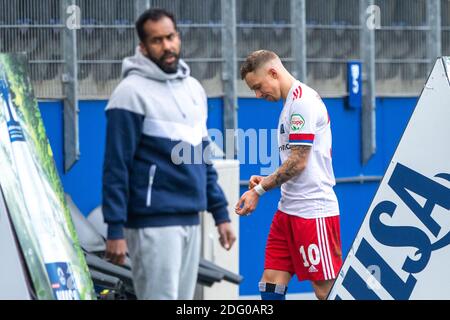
top-left (290, 114), bottom-right (305, 132)
top-left (279, 143), bottom-right (291, 152)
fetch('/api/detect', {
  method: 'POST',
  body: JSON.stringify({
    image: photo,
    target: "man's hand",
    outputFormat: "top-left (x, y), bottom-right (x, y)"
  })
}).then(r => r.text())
top-left (217, 222), bottom-right (236, 251)
top-left (105, 239), bottom-right (128, 265)
top-left (235, 189), bottom-right (260, 216)
top-left (248, 175), bottom-right (264, 189)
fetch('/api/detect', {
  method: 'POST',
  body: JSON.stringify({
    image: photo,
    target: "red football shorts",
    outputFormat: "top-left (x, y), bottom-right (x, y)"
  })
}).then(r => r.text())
top-left (264, 210), bottom-right (342, 281)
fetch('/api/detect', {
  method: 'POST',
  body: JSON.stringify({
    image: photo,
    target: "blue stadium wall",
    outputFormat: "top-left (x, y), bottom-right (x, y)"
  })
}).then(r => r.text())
top-left (38, 96), bottom-right (416, 296)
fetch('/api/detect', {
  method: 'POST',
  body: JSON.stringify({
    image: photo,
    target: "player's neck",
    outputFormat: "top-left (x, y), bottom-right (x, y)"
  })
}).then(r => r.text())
top-left (280, 75), bottom-right (297, 101)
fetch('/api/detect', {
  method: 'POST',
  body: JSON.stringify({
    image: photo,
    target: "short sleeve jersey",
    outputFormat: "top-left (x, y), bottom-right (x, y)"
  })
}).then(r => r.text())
top-left (277, 81), bottom-right (339, 218)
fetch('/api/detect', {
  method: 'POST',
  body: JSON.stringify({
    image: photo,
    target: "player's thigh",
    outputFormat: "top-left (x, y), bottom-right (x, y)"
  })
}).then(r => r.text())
top-left (261, 269), bottom-right (292, 285)
top-left (264, 211), bottom-right (296, 276)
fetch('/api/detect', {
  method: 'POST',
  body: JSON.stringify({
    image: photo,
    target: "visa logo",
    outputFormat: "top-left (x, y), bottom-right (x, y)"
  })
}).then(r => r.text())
top-left (338, 163), bottom-right (450, 300)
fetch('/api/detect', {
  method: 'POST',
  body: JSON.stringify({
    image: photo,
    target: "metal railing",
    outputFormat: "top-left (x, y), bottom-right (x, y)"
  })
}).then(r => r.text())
top-left (0, 0), bottom-right (447, 168)
top-left (0, 0), bottom-right (446, 99)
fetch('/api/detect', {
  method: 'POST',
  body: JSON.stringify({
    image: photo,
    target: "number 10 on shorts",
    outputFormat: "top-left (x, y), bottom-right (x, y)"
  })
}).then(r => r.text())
top-left (299, 244), bottom-right (321, 267)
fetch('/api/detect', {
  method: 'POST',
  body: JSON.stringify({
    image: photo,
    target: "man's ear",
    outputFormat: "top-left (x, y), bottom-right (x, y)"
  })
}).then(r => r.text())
top-left (139, 43), bottom-right (147, 56)
top-left (268, 67), bottom-right (278, 79)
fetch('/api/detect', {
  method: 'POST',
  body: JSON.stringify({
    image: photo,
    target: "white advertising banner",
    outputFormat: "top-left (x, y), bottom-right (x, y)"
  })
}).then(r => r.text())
top-left (328, 57), bottom-right (450, 300)
top-left (0, 54), bottom-right (95, 300)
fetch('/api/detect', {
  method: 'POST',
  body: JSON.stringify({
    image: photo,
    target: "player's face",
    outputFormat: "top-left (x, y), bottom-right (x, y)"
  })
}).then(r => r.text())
top-left (244, 68), bottom-right (281, 101)
top-left (140, 17), bottom-right (181, 73)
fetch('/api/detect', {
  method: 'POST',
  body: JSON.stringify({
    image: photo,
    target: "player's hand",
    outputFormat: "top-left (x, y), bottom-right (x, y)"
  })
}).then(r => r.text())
top-left (249, 175), bottom-right (264, 189)
top-left (217, 222), bottom-right (236, 251)
top-left (105, 239), bottom-right (128, 265)
top-left (235, 189), bottom-right (260, 216)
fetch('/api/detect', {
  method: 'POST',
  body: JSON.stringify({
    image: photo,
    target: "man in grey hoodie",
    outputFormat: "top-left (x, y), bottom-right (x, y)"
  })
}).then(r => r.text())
top-left (102, 8), bottom-right (236, 300)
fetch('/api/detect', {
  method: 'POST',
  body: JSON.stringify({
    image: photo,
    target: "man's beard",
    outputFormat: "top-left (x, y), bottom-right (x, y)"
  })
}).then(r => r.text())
top-left (146, 50), bottom-right (180, 74)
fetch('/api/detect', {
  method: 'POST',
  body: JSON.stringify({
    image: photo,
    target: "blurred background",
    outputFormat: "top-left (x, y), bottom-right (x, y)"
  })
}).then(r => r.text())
top-left (0, 0), bottom-right (448, 298)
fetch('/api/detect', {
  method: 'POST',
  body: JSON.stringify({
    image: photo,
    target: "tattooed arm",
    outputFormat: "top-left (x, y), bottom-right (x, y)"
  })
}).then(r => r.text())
top-left (235, 145), bottom-right (311, 216)
top-left (261, 145), bottom-right (311, 191)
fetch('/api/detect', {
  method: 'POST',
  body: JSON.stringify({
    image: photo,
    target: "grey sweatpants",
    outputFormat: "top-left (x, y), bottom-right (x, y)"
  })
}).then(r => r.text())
top-left (125, 225), bottom-right (201, 300)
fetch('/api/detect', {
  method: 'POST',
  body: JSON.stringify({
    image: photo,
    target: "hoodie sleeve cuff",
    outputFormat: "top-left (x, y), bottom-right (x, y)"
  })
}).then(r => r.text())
top-left (107, 223), bottom-right (125, 240)
top-left (211, 206), bottom-right (231, 226)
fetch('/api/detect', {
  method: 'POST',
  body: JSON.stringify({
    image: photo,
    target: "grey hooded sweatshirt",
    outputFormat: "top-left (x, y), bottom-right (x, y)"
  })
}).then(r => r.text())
top-left (102, 47), bottom-right (229, 240)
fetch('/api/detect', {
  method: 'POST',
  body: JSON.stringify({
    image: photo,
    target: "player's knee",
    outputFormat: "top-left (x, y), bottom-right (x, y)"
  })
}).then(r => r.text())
top-left (261, 270), bottom-right (291, 285)
top-left (312, 280), bottom-right (333, 300)
top-left (314, 289), bottom-right (328, 300)
top-left (261, 273), bottom-right (276, 284)
top-left (259, 282), bottom-right (287, 300)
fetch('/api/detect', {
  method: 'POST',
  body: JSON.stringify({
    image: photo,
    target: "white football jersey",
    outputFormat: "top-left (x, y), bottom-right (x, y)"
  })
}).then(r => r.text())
top-left (277, 80), bottom-right (339, 218)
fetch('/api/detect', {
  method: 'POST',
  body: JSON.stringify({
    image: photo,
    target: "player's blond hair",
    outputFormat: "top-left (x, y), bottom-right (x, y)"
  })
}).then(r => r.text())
top-left (240, 50), bottom-right (279, 80)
